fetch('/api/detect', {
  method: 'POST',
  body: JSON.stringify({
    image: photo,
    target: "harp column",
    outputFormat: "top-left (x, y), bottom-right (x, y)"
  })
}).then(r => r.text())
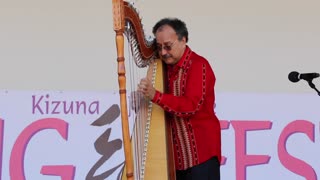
top-left (112, 0), bottom-right (134, 179)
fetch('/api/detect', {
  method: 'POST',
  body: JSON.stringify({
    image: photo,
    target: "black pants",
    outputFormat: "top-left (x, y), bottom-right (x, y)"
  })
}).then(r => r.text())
top-left (176, 156), bottom-right (220, 180)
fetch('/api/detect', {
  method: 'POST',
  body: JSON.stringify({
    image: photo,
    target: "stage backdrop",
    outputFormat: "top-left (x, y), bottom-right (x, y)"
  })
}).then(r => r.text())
top-left (0, 90), bottom-right (319, 180)
top-left (0, 0), bottom-right (319, 93)
top-left (1, 0), bottom-right (320, 180)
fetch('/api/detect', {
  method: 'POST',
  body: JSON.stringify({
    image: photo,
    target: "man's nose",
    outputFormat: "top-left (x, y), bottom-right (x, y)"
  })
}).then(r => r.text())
top-left (160, 48), bottom-right (168, 56)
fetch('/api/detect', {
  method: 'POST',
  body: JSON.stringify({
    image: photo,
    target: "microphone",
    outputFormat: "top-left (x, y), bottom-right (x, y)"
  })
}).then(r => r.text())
top-left (288, 71), bottom-right (320, 83)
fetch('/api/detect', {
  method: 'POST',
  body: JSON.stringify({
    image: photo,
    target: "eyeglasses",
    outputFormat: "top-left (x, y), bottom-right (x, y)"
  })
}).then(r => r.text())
top-left (156, 39), bottom-right (177, 52)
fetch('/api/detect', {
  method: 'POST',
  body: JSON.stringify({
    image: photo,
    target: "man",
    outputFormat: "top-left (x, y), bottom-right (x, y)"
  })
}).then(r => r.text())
top-left (138, 17), bottom-right (221, 180)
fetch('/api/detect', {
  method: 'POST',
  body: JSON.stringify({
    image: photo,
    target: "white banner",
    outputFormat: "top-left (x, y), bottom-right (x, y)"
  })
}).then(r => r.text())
top-left (0, 90), bottom-right (319, 180)
top-left (216, 92), bottom-right (320, 180)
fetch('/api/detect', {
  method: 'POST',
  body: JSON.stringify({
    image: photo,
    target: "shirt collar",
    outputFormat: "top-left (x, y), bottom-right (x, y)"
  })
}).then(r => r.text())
top-left (170, 45), bottom-right (192, 69)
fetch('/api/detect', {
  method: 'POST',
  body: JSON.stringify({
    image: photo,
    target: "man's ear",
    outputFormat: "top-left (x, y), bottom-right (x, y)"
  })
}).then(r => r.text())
top-left (182, 37), bottom-right (187, 43)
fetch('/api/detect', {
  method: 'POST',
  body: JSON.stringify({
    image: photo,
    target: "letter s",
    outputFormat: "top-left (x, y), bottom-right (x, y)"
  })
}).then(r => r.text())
top-left (278, 120), bottom-right (317, 180)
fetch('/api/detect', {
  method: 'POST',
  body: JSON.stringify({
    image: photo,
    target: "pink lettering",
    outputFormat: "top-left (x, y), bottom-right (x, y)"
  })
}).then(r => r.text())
top-left (9, 118), bottom-right (69, 180)
top-left (231, 120), bottom-right (272, 180)
top-left (41, 165), bottom-right (75, 180)
top-left (32, 94), bottom-right (99, 115)
top-left (0, 119), bottom-right (4, 180)
top-left (220, 120), bottom-right (230, 165)
top-left (278, 120), bottom-right (316, 180)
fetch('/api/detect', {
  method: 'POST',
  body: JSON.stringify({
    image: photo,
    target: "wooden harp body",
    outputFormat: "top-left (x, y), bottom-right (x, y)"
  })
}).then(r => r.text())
top-left (112, 1), bottom-right (175, 179)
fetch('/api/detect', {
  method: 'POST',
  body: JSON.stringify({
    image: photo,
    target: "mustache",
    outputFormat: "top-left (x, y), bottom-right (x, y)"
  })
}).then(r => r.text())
top-left (162, 54), bottom-right (172, 59)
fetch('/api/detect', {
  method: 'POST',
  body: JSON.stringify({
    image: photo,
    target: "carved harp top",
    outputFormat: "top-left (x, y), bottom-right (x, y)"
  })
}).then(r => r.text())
top-left (113, 0), bottom-right (156, 65)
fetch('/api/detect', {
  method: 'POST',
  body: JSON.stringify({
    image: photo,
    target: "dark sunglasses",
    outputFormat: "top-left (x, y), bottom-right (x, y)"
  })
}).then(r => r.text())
top-left (156, 40), bottom-right (177, 52)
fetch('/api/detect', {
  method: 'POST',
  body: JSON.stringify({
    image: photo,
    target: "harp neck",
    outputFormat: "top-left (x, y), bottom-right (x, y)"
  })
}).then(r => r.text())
top-left (123, 2), bottom-right (154, 60)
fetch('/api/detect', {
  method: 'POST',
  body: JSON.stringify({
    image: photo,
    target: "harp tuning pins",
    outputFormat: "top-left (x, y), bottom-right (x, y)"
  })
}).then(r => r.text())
top-left (146, 35), bottom-right (153, 41)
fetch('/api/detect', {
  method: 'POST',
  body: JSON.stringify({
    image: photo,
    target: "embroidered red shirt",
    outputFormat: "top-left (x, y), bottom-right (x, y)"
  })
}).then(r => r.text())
top-left (152, 46), bottom-right (221, 170)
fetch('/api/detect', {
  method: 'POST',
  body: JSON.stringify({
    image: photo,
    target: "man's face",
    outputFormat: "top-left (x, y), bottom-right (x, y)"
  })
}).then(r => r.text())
top-left (155, 25), bottom-right (186, 65)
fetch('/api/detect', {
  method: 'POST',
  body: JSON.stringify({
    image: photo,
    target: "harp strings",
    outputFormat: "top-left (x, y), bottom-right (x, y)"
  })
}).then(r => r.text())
top-left (125, 1), bottom-right (157, 179)
top-left (125, 18), bottom-right (151, 180)
top-left (126, 38), bottom-right (149, 180)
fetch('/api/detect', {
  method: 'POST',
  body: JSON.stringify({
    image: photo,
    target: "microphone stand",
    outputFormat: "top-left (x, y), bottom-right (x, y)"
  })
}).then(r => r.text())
top-left (307, 80), bottom-right (320, 96)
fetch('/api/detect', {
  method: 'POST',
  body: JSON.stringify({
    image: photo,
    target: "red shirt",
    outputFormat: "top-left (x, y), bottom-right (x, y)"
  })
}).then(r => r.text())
top-left (152, 46), bottom-right (221, 170)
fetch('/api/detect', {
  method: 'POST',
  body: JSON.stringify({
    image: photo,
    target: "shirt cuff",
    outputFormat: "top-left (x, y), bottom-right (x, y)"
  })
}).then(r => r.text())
top-left (151, 90), bottom-right (162, 104)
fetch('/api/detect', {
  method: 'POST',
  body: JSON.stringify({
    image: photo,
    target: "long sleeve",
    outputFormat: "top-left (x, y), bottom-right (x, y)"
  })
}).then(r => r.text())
top-left (151, 53), bottom-right (215, 118)
top-left (151, 47), bottom-right (221, 170)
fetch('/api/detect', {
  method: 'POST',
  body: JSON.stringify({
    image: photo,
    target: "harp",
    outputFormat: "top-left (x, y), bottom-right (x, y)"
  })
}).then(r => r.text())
top-left (112, 0), bottom-right (175, 179)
